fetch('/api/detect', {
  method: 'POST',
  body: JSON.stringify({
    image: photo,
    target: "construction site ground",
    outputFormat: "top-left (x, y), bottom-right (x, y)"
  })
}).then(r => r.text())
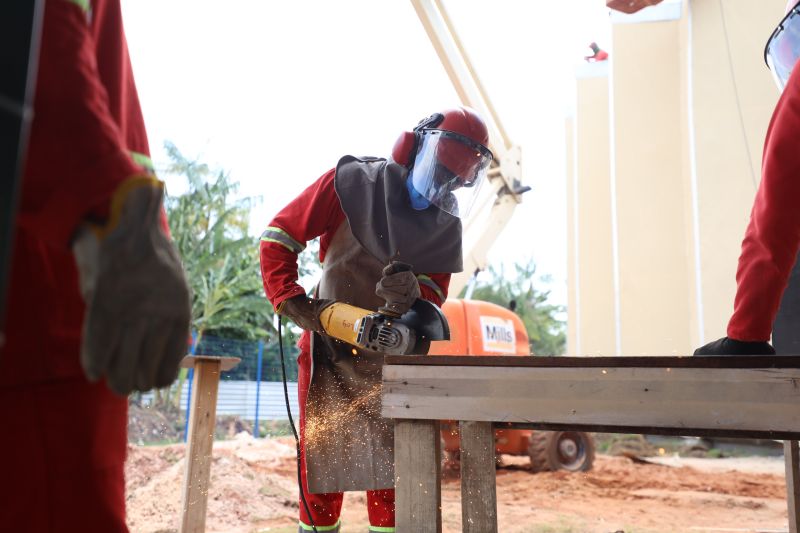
top-left (125, 432), bottom-right (789, 533)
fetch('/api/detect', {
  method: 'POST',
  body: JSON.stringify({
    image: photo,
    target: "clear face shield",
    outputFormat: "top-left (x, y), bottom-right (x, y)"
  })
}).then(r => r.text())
top-left (765, 3), bottom-right (800, 92)
top-left (406, 130), bottom-right (493, 218)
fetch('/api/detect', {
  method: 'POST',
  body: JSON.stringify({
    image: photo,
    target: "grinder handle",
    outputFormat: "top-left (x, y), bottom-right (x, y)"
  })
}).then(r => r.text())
top-left (378, 260), bottom-right (414, 318)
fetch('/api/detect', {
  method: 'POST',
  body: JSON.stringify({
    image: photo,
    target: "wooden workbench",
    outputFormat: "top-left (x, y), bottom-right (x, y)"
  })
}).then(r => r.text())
top-left (382, 355), bottom-right (800, 533)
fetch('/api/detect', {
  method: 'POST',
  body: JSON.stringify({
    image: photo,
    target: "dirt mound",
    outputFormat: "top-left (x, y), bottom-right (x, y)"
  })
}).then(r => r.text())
top-left (127, 403), bottom-right (264, 446)
top-left (128, 404), bottom-right (182, 445)
top-left (127, 441), bottom-right (788, 533)
top-left (126, 433), bottom-right (297, 533)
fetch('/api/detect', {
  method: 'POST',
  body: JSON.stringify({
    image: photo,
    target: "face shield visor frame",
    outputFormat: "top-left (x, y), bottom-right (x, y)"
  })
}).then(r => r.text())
top-left (764, 4), bottom-right (800, 91)
top-left (406, 129), bottom-right (493, 219)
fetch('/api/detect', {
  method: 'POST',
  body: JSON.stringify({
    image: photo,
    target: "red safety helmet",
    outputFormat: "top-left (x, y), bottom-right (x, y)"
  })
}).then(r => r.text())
top-left (392, 107), bottom-right (493, 218)
top-left (392, 106), bottom-right (490, 168)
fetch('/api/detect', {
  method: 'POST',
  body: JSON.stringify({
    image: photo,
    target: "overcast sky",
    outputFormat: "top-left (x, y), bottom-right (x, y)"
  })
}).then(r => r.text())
top-left (121, 0), bottom-right (612, 306)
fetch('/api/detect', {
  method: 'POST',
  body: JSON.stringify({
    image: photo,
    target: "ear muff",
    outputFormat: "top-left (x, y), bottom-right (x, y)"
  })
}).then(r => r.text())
top-left (391, 112), bottom-right (446, 168)
top-left (391, 131), bottom-right (416, 167)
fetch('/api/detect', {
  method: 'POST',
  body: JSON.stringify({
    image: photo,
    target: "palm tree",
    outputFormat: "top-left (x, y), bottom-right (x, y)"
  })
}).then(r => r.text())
top-left (158, 142), bottom-right (274, 408)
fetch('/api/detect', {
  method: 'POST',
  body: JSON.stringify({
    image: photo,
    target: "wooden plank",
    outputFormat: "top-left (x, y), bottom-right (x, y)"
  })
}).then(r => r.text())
top-left (786, 440), bottom-right (800, 533)
top-left (385, 355), bottom-right (800, 368)
top-left (382, 364), bottom-right (800, 438)
top-left (180, 358), bottom-right (222, 533)
top-left (459, 421), bottom-right (497, 533)
top-left (395, 419), bottom-right (442, 533)
top-left (180, 355), bottom-right (240, 372)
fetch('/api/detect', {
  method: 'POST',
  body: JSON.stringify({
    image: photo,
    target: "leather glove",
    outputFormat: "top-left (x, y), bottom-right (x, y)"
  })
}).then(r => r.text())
top-left (693, 336), bottom-right (775, 356)
top-left (72, 177), bottom-right (192, 395)
top-left (375, 262), bottom-right (420, 317)
top-left (278, 295), bottom-right (333, 333)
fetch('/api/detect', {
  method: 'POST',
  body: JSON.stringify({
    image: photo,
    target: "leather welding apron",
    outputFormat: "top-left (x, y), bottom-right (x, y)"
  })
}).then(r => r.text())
top-left (303, 155), bottom-right (463, 493)
top-left (305, 220), bottom-right (394, 493)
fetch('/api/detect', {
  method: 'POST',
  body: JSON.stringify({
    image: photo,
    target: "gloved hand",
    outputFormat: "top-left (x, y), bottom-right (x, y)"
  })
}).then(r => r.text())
top-left (693, 336), bottom-right (775, 356)
top-left (72, 177), bottom-right (192, 396)
top-left (375, 261), bottom-right (420, 317)
top-left (278, 295), bottom-right (333, 333)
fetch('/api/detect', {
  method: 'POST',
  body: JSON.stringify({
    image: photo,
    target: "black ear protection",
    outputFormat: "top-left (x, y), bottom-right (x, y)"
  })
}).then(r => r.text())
top-left (391, 112), bottom-right (445, 168)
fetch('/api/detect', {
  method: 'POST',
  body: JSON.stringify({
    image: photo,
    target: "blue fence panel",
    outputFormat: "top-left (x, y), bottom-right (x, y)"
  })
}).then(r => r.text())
top-left (193, 334), bottom-right (300, 382)
top-left (151, 334), bottom-right (304, 436)
top-left (164, 380), bottom-right (300, 420)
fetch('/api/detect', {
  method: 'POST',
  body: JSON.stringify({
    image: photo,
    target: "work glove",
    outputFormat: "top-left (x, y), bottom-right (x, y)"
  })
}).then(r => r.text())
top-left (375, 261), bottom-right (420, 317)
top-left (71, 177), bottom-right (192, 396)
top-left (278, 295), bottom-right (333, 333)
top-left (693, 336), bottom-right (775, 356)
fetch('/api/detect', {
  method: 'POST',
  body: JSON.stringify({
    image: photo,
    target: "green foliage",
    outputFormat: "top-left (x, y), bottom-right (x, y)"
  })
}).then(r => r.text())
top-left (163, 141), bottom-right (273, 344)
top-left (468, 259), bottom-right (566, 356)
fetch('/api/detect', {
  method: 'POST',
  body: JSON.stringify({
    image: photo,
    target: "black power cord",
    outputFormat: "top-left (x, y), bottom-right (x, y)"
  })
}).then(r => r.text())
top-left (278, 316), bottom-right (318, 533)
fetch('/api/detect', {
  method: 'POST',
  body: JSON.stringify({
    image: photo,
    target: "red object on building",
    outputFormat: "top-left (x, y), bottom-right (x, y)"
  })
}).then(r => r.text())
top-left (727, 66), bottom-right (800, 342)
top-left (0, 1), bottom-right (154, 530)
top-left (585, 42), bottom-right (609, 62)
top-left (607, 0), bottom-right (664, 14)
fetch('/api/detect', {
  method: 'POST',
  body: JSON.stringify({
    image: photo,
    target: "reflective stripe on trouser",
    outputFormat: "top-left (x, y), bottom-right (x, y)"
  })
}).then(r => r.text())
top-left (297, 347), bottom-right (396, 530)
top-left (299, 519), bottom-right (340, 532)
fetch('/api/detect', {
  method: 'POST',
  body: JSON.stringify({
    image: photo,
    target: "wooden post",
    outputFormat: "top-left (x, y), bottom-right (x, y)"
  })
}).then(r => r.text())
top-left (459, 421), bottom-right (498, 533)
top-left (179, 355), bottom-right (240, 533)
top-left (394, 419), bottom-right (442, 533)
top-left (785, 440), bottom-right (800, 533)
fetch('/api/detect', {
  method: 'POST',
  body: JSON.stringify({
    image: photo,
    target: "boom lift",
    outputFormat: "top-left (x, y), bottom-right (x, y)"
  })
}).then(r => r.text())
top-left (413, 0), bottom-right (595, 472)
top-left (411, 0), bottom-right (530, 297)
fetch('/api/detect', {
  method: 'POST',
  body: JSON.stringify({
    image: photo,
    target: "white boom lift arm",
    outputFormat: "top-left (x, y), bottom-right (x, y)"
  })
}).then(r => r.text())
top-left (411, 0), bottom-right (529, 297)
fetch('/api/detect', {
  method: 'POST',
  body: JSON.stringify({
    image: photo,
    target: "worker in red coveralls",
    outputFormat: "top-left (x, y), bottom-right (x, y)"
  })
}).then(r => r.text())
top-left (0, 1), bottom-right (191, 531)
top-left (696, 0), bottom-right (800, 356)
top-left (584, 42), bottom-right (609, 62)
top-left (260, 107), bottom-right (493, 533)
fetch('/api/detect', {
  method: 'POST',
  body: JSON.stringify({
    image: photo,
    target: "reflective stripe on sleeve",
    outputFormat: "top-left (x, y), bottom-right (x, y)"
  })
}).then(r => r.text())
top-left (368, 527), bottom-right (396, 532)
top-left (417, 274), bottom-right (444, 302)
top-left (65, 0), bottom-right (90, 14)
top-left (260, 226), bottom-right (306, 254)
top-left (130, 151), bottom-right (155, 173)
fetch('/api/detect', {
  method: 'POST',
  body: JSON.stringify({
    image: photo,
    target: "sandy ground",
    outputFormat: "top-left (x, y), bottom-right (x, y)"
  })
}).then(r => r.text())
top-left (125, 433), bottom-right (790, 533)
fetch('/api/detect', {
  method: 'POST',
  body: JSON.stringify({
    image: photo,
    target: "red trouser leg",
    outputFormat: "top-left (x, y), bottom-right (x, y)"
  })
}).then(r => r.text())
top-left (297, 347), bottom-right (343, 529)
top-left (0, 377), bottom-right (128, 533)
top-left (366, 488), bottom-right (396, 529)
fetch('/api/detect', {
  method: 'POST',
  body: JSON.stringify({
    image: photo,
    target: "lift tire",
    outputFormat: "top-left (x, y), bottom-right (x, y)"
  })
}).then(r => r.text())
top-left (527, 431), bottom-right (595, 473)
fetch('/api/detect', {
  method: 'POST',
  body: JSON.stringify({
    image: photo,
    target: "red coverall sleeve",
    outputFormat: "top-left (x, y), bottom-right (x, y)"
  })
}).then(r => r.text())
top-left (727, 67), bottom-right (800, 341)
top-left (259, 169), bottom-right (344, 309)
top-left (17, 0), bottom-right (146, 249)
top-left (417, 273), bottom-right (451, 307)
